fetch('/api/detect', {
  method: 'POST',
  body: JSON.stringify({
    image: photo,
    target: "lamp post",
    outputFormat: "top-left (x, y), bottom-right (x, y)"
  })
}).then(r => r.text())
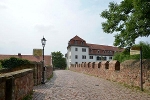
top-left (41, 36), bottom-right (46, 84)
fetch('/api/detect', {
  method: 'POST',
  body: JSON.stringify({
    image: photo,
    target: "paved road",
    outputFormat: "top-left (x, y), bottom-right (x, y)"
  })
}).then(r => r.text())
top-left (33, 70), bottom-right (150, 100)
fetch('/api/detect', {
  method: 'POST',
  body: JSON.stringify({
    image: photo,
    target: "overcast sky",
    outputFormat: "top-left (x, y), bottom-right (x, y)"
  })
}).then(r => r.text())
top-left (0, 0), bottom-right (150, 56)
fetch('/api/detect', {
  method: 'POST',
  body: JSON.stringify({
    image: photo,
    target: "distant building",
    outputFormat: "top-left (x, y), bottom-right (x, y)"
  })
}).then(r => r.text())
top-left (66, 35), bottom-right (124, 68)
top-left (0, 49), bottom-right (52, 66)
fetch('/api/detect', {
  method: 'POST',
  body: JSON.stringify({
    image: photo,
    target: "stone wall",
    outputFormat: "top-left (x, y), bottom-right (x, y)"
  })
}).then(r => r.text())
top-left (0, 63), bottom-right (53, 100)
top-left (0, 62), bottom-right (53, 85)
top-left (0, 76), bottom-right (5, 100)
top-left (0, 69), bottom-right (33, 100)
top-left (46, 66), bottom-right (53, 79)
top-left (70, 60), bottom-right (150, 91)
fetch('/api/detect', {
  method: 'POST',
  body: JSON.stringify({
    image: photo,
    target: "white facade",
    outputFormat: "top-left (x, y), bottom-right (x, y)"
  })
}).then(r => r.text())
top-left (66, 46), bottom-right (113, 68)
top-left (66, 35), bottom-right (122, 69)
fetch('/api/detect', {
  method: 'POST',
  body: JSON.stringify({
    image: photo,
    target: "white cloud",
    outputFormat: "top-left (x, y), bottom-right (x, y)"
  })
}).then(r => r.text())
top-left (0, 0), bottom-right (149, 55)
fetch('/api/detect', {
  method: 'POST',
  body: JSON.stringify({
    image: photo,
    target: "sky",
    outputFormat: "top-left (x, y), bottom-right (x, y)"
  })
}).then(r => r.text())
top-left (0, 0), bottom-right (150, 56)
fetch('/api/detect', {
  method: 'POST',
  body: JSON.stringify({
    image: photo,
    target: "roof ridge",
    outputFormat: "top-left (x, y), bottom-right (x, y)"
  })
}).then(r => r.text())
top-left (87, 43), bottom-right (114, 47)
top-left (70, 35), bottom-right (85, 41)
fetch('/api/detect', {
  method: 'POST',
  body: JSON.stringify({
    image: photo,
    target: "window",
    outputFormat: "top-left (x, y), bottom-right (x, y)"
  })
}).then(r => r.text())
top-left (110, 51), bottom-right (112, 54)
top-left (89, 56), bottom-right (93, 59)
top-left (91, 49), bottom-right (93, 53)
top-left (103, 50), bottom-right (107, 53)
top-left (98, 50), bottom-right (100, 53)
top-left (82, 48), bottom-right (86, 52)
top-left (81, 41), bottom-right (84, 45)
top-left (109, 57), bottom-right (112, 60)
top-left (82, 55), bottom-right (86, 59)
top-left (75, 55), bottom-right (78, 59)
top-left (74, 40), bottom-right (77, 44)
top-left (97, 56), bottom-right (100, 60)
top-left (75, 48), bottom-right (78, 51)
top-left (103, 57), bottom-right (107, 60)
top-left (75, 62), bottom-right (78, 64)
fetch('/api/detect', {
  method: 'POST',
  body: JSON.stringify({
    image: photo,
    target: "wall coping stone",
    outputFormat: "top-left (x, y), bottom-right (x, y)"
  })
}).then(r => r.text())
top-left (0, 69), bottom-right (33, 79)
top-left (101, 61), bottom-right (109, 65)
top-left (95, 62), bottom-right (101, 64)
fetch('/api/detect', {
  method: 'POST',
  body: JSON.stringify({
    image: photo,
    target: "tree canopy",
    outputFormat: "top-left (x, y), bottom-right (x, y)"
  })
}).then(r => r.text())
top-left (113, 41), bottom-right (150, 62)
top-left (101, 0), bottom-right (150, 47)
top-left (51, 51), bottom-right (67, 69)
top-left (0, 57), bottom-right (30, 69)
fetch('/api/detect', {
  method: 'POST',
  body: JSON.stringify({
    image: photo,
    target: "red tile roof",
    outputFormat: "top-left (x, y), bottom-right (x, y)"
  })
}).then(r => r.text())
top-left (68, 35), bottom-right (89, 48)
top-left (0, 54), bottom-right (51, 66)
top-left (67, 35), bottom-right (124, 56)
top-left (70, 35), bottom-right (85, 41)
top-left (87, 43), bottom-right (123, 51)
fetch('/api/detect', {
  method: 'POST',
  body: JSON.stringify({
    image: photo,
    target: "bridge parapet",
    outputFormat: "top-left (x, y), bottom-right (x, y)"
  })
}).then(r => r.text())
top-left (95, 62), bottom-right (101, 69)
top-left (101, 61), bottom-right (109, 69)
top-left (109, 60), bottom-right (120, 71)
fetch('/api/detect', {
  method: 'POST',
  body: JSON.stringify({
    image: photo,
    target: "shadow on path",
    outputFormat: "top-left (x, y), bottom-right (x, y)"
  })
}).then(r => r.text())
top-left (32, 71), bottom-right (57, 100)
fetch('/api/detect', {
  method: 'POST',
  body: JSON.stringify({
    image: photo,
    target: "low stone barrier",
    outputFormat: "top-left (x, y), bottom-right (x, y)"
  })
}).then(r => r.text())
top-left (0, 69), bottom-right (33, 100)
top-left (0, 62), bottom-right (53, 100)
top-left (70, 60), bottom-right (150, 91)
top-left (46, 66), bottom-right (53, 79)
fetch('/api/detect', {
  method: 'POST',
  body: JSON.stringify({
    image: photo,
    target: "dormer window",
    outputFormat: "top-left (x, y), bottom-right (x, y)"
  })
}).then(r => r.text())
top-left (110, 51), bottom-right (112, 54)
top-left (90, 49), bottom-right (93, 53)
top-left (74, 40), bottom-right (77, 44)
top-left (81, 41), bottom-right (84, 45)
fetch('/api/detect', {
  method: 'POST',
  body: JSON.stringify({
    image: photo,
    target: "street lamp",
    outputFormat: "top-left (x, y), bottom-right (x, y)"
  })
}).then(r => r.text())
top-left (41, 36), bottom-right (46, 84)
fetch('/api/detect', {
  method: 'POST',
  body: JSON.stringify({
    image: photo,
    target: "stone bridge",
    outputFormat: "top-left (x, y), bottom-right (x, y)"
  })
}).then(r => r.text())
top-left (33, 70), bottom-right (150, 100)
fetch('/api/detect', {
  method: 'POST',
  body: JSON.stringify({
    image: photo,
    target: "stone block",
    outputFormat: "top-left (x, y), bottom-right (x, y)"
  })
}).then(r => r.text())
top-left (95, 62), bottom-right (101, 69)
top-left (101, 61), bottom-right (109, 69)
top-left (109, 60), bottom-right (120, 71)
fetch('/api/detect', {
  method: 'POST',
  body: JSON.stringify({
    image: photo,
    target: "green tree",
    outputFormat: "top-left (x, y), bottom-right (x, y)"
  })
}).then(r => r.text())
top-left (101, 0), bottom-right (150, 47)
top-left (52, 51), bottom-right (67, 69)
top-left (113, 41), bottom-right (150, 62)
top-left (0, 57), bottom-right (30, 69)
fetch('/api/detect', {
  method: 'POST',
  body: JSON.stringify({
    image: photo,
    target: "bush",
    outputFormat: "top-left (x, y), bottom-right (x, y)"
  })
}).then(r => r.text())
top-left (113, 41), bottom-right (150, 62)
top-left (0, 62), bottom-right (2, 69)
top-left (0, 57), bottom-right (30, 69)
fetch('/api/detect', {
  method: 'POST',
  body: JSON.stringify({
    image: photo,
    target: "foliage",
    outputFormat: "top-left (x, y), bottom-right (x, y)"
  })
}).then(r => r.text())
top-left (101, 0), bottom-right (150, 47)
top-left (52, 51), bottom-right (67, 69)
top-left (0, 62), bottom-right (2, 69)
top-left (47, 72), bottom-right (53, 80)
top-left (23, 95), bottom-right (32, 100)
top-left (0, 57), bottom-right (30, 69)
top-left (23, 91), bottom-right (33, 100)
top-left (113, 41), bottom-right (150, 62)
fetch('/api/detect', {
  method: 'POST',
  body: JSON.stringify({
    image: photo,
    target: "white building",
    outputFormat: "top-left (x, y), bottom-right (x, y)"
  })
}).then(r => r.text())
top-left (66, 35), bottom-right (124, 68)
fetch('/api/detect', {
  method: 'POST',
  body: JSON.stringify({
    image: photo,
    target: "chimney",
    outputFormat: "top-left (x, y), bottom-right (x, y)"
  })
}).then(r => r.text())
top-left (18, 53), bottom-right (21, 56)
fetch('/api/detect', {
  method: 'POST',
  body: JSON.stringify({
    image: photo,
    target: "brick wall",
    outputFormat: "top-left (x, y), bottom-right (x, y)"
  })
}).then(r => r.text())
top-left (46, 66), bottom-right (53, 79)
top-left (0, 77), bottom-right (5, 100)
top-left (70, 60), bottom-right (150, 91)
top-left (0, 69), bottom-right (33, 100)
top-left (0, 62), bottom-right (53, 86)
top-left (0, 63), bottom-right (53, 100)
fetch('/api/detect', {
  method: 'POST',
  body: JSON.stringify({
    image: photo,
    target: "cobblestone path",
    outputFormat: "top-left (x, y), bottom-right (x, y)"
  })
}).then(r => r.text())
top-left (33, 70), bottom-right (150, 100)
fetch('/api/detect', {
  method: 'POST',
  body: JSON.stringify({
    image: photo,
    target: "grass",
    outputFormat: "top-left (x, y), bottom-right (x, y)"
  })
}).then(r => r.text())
top-left (118, 82), bottom-right (150, 95)
top-left (0, 63), bottom-right (2, 70)
top-left (47, 72), bottom-right (53, 80)
top-left (23, 91), bottom-right (33, 100)
top-left (65, 67), bottom-right (68, 70)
